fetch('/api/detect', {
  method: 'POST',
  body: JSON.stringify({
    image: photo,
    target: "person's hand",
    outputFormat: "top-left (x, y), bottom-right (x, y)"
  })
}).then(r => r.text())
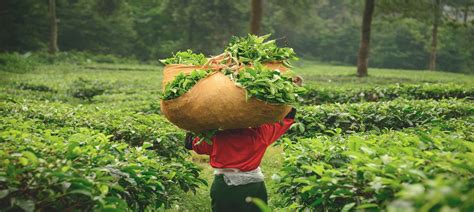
top-left (293, 75), bottom-right (303, 86)
top-left (184, 132), bottom-right (194, 150)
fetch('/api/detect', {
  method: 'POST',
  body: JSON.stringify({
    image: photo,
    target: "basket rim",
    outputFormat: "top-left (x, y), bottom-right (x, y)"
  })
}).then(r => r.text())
top-left (161, 71), bottom-right (290, 107)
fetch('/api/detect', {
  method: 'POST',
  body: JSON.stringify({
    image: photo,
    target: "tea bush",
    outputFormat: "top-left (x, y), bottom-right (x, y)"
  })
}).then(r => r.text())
top-left (0, 92), bottom-right (204, 210)
top-left (0, 127), bottom-right (203, 211)
top-left (277, 130), bottom-right (474, 211)
top-left (288, 99), bottom-right (473, 138)
top-left (0, 99), bottom-right (186, 159)
top-left (68, 78), bottom-right (111, 101)
top-left (0, 53), bottom-right (37, 73)
top-left (15, 82), bottom-right (56, 93)
top-left (302, 83), bottom-right (473, 104)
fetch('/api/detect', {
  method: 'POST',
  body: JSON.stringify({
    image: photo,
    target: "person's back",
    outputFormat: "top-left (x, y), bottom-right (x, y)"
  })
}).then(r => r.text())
top-left (185, 108), bottom-right (296, 211)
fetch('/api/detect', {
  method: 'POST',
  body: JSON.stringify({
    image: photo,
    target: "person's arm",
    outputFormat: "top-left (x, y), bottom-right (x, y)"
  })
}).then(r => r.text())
top-left (257, 108), bottom-right (296, 146)
top-left (184, 133), bottom-right (213, 155)
top-left (192, 137), bottom-right (213, 155)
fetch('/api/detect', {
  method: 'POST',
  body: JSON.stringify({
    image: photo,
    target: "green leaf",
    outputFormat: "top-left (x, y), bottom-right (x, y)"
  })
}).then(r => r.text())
top-left (246, 197), bottom-right (271, 212)
top-left (15, 199), bottom-right (35, 212)
top-left (68, 189), bottom-right (93, 198)
top-left (356, 203), bottom-right (379, 209)
top-left (99, 185), bottom-right (109, 195)
top-left (21, 151), bottom-right (38, 166)
top-left (341, 203), bottom-right (356, 212)
top-left (0, 189), bottom-right (9, 199)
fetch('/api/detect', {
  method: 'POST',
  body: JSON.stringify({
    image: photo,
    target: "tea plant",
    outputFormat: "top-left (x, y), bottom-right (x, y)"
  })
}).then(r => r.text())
top-left (15, 82), bottom-right (56, 93)
top-left (0, 128), bottom-right (204, 211)
top-left (303, 83), bottom-right (474, 104)
top-left (288, 99), bottom-right (473, 138)
top-left (0, 52), bottom-right (37, 73)
top-left (68, 78), bottom-right (110, 101)
top-left (0, 99), bottom-right (188, 159)
top-left (277, 130), bottom-right (474, 211)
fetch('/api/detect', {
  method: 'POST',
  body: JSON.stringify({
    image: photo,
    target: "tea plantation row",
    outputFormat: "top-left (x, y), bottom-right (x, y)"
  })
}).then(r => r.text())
top-left (276, 126), bottom-right (474, 211)
top-left (2, 68), bottom-right (474, 211)
top-left (3, 97), bottom-right (472, 147)
top-left (2, 92), bottom-right (473, 210)
top-left (0, 128), bottom-right (203, 211)
top-left (303, 83), bottom-right (473, 104)
top-left (0, 97), bottom-right (204, 210)
top-left (288, 98), bottom-right (473, 138)
top-left (8, 80), bottom-right (474, 105)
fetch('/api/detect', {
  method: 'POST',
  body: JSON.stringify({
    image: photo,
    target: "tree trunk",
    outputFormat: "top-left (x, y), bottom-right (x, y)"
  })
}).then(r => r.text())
top-left (463, 3), bottom-right (468, 25)
top-left (356, 0), bottom-right (375, 77)
top-left (250, 0), bottom-right (263, 35)
top-left (429, 0), bottom-right (440, 71)
top-left (48, 0), bottom-right (58, 54)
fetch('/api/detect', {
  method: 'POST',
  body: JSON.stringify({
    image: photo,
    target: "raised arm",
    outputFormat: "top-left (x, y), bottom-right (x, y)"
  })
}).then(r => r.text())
top-left (184, 132), bottom-right (213, 155)
top-left (257, 108), bottom-right (296, 146)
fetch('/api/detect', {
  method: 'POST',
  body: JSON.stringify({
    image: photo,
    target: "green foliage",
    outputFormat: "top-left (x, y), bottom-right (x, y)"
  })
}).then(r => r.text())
top-left (0, 127), bottom-right (203, 211)
top-left (194, 129), bottom-right (219, 145)
top-left (225, 34), bottom-right (298, 66)
top-left (162, 69), bottom-right (212, 100)
top-left (0, 99), bottom-right (187, 159)
top-left (1, 0), bottom-right (473, 72)
top-left (160, 50), bottom-right (207, 65)
top-left (15, 82), bottom-right (56, 93)
top-left (0, 53), bottom-right (37, 73)
top-left (162, 64), bottom-right (305, 104)
top-left (277, 129), bottom-right (474, 211)
top-left (1, 59), bottom-right (474, 211)
top-left (30, 51), bottom-right (138, 65)
top-left (288, 99), bottom-right (473, 138)
top-left (231, 64), bottom-right (306, 104)
top-left (0, 84), bottom-right (205, 210)
top-left (303, 83), bottom-right (474, 104)
top-left (68, 78), bottom-right (110, 101)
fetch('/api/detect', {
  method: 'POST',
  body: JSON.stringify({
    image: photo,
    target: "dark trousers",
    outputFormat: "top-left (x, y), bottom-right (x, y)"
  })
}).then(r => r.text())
top-left (210, 175), bottom-right (268, 212)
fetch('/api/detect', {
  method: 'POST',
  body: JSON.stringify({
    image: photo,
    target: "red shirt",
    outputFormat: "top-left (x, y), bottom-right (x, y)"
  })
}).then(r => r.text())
top-left (192, 118), bottom-right (294, 172)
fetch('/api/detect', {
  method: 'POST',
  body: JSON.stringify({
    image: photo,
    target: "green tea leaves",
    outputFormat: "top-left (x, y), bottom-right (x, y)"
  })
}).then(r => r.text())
top-left (231, 65), bottom-right (306, 104)
top-left (162, 69), bottom-right (212, 100)
top-left (159, 50), bottom-right (207, 65)
top-left (225, 34), bottom-right (298, 66)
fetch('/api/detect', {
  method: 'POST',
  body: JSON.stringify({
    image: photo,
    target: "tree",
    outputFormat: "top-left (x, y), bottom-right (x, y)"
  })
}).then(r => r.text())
top-left (377, 0), bottom-right (474, 71)
top-left (250, 0), bottom-right (263, 35)
top-left (48, 0), bottom-right (59, 54)
top-left (356, 0), bottom-right (375, 77)
top-left (428, 0), bottom-right (441, 70)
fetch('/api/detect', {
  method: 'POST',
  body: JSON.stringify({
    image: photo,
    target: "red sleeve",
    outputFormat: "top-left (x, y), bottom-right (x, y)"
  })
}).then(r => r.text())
top-left (257, 118), bottom-right (295, 146)
top-left (192, 137), bottom-right (213, 155)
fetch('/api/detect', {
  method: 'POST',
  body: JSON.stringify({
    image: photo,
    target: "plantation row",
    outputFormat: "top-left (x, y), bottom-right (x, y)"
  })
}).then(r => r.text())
top-left (0, 98), bottom-right (205, 210)
top-left (3, 97), bottom-right (472, 142)
top-left (0, 127), bottom-right (204, 211)
top-left (0, 100), bottom-right (180, 158)
top-left (8, 81), bottom-right (474, 105)
top-left (288, 98), bottom-right (473, 138)
top-left (1, 90), bottom-right (473, 210)
top-left (2, 97), bottom-right (472, 143)
top-left (302, 83), bottom-right (474, 104)
top-left (277, 128), bottom-right (474, 211)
